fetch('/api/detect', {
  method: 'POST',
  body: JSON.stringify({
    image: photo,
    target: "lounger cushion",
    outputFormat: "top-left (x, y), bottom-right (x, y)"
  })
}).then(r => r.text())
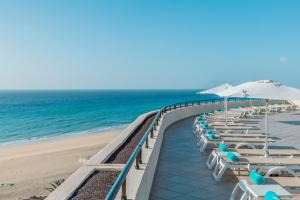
top-left (249, 171), bottom-right (265, 185)
top-left (219, 144), bottom-right (229, 152)
top-left (264, 191), bottom-right (281, 200)
top-left (207, 133), bottom-right (217, 139)
top-left (197, 116), bottom-right (203, 121)
top-left (199, 121), bottom-right (208, 128)
top-left (199, 120), bottom-right (207, 124)
top-left (200, 124), bottom-right (208, 128)
top-left (227, 152), bottom-right (239, 162)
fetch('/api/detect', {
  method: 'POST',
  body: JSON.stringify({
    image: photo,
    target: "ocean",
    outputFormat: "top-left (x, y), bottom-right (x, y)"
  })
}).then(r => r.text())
top-left (0, 90), bottom-right (218, 146)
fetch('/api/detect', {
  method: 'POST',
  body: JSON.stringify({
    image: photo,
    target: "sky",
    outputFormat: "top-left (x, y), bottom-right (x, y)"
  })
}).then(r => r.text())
top-left (0, 0), bottom-right (299, 89)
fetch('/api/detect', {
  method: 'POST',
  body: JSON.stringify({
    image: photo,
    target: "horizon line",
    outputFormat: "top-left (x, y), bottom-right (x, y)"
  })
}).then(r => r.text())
top-left (0, 88), bottom-right (205, 91)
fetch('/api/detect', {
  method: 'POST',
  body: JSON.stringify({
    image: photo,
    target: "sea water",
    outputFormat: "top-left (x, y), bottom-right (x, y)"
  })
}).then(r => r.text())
top-left (0, 90), bottom-right (218, 145)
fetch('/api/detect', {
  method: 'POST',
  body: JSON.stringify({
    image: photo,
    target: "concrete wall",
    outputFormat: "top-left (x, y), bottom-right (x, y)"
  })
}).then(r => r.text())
top-left (46, 111), bottom-right (157, 200)
top-left (87, 110), bottom-right (158, 165)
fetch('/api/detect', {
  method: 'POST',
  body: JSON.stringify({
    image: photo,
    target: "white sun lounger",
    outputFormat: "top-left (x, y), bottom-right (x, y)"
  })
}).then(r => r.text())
top-left (211, 126), bottom-right (259, 131)
top-left (194, 125), bottom-right (265, 139)
top-left (230, 178), bottom-right (299, 200)
top-left (198, 134), bottom-right (275, 152)
top-left (206, 149), bottom-right (300, 170)
top-left (213, 156), bottom-right (300, 181)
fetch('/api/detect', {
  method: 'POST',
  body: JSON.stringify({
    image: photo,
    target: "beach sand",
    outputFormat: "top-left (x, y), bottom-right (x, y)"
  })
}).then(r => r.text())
top-left (0, 131), bottom-right (121, 200)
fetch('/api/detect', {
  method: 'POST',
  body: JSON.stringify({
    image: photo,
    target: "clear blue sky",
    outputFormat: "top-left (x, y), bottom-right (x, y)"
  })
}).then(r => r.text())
top-left (0, 0), bottom-right (299, 89)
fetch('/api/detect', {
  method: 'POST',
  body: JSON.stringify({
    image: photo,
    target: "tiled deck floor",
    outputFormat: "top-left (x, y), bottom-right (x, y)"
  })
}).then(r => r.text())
top-left (257, 110), bottom-right (300, 149)
top-left (149, 117), bottom-right (237, 200)
top-left (149, 110), bottom-right (300, 200)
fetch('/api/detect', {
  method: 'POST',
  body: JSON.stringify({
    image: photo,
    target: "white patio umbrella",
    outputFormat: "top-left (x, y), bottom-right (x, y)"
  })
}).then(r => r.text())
top-left (217, 80), bottom-right (300, 157)
top-left (198, 83), bottom-right (233, 126)
top-left (197, 83), bottom-right (233, 94)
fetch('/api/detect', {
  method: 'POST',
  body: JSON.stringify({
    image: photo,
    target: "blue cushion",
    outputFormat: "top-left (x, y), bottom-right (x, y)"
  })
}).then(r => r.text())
top-left (249, 171), bottom-right (265, 185)
top-left (227, 152), bottom-right (239, 162)
top-left (207, 133), bottom-right (217, 139)
top-left (199, 121), bottom-right (208, 128)
top-left (201, 124), bottom-right (208, 128)
top-left (264, 191), bottom-right (281, 200)
top-left (219, 144), bottom-right (229, 152)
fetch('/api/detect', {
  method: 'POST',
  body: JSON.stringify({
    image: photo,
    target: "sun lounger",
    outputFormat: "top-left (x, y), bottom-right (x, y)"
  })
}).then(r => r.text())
top-left (206, 121), bottom-right (246, 126)
top-left (211, 126), bottom-right (259, 131)
top-left (194, 124), bottom-right (264, 138)
top-left (213, 132), bottom-right (265, 138)
top-left (198, 134), bottom-right (275, 152)
top-left (230, 171), bottom-right (300, 200)
top-left (213, 155), bottom-right (300, 181)
top-left (206, 148), bottom-right (300, 170)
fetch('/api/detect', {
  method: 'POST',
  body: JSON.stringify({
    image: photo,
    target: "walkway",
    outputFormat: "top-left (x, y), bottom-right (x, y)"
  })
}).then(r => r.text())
top-left (149, 117), bottom-right (237, 200)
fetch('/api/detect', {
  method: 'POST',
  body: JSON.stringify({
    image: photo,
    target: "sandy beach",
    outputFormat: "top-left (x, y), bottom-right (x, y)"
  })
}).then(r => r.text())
top-left (0, 131), bottom-right (121, 200)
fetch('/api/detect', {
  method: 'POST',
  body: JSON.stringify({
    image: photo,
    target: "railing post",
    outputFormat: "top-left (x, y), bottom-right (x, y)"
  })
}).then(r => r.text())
top-left (146, 137), bottom-right (149, 148)
top-left (121, 179), bottom-right (127, 200)
top-left (136, 152), bottom-right (140, 169)
top-left (136, 150), bottom-right (142, 169)
top-left (150, 128), bottom-right (154, 138)
top-left (139, 150), bottom-right (142, 164)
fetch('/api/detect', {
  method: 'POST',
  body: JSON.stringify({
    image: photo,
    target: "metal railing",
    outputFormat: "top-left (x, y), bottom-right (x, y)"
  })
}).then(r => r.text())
top-left (104, 97), bottom-right (252, 200)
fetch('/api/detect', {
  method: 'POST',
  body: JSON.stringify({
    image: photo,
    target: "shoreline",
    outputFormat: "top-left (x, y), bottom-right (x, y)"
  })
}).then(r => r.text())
top-left (0, 129), bottom-right (122, 200)
top-left (0, 124), bottom-right (128, 148)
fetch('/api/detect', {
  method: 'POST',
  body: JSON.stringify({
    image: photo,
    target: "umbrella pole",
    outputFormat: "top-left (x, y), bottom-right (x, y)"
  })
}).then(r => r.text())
top-left (224, 97), bottom-right (228, 127)
top-left (264, 99), bottom-right (269, 157)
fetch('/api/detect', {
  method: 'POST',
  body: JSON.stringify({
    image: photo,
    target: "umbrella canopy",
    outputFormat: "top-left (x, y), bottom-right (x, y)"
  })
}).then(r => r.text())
top-left (216, 80), bottom-right (300, 157)
top-left (217, 80), bottom-right (300, 100)
top-left (197, 83), bottom-right (233, 127)
top-left (197, 83), bottom-right (232, 94)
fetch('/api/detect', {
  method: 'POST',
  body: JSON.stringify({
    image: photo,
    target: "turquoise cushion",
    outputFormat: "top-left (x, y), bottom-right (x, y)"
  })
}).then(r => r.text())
top-left (201, 124), bottom-right (208, 128)
top-left (227, 152), bottom-right (239, 162)
top-left (199, 121), bottom-right (208, 128)
top-left (264, 191), bottom-right (281, 200)
top-left (219, 144), bottom-right (229, 152)
top-left (207, 129), bottom-right (214, 135)
top-left (207, 133), bottom-right (217, 139)
top-left (249, 171), bottom-right (265, 185)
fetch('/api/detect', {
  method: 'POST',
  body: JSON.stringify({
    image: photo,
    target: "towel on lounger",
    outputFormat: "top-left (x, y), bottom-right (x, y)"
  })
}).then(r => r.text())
top-left (264, 191), bottom-right (281, 200)
top-left (249, 171), bottom-right (265, 185)
top-left (219, 144), bottom-right (229, 152)
top-left (227, 152), bottom-right (239, 162)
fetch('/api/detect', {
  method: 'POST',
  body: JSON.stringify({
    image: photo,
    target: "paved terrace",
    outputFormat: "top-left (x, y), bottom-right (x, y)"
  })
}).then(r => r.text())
top-left (149, 110), bottom-right (300, 200)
